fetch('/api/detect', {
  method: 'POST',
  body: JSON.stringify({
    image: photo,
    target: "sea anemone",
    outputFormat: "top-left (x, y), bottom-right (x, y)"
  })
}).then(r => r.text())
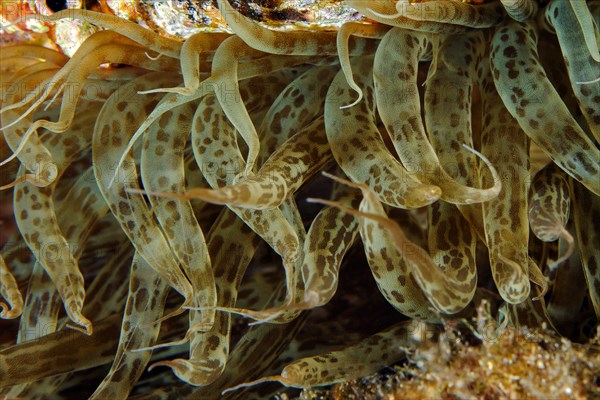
top-left (0, 0), bottom-right (599, 398)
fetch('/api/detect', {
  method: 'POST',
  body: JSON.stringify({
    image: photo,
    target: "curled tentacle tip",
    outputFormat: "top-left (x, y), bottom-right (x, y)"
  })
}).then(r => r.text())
top-left (365, 7), bottom-right (401, 19)
top-left (233, 171), bottom-right (255, 185)
top-left (0, 302), bottom-right (9, 318)
top-left (547, 227), bottom-right (576, 271)
top-left (221, 375), bottom-right (280, 395)
top-left (532, 282), bottom-right (548, 301)
top-left (66, 320), bottom-right (93, 336)
top-left (339, 93), bottom-right (363, 110)
top-left (144, 51), bottom-right (163, 60)
top-left (1, 309), bottom-right (21, 319)
top-left (148, 360), bottom-right (176, 372)
top-left (461, 143), bottom-right (502, 198)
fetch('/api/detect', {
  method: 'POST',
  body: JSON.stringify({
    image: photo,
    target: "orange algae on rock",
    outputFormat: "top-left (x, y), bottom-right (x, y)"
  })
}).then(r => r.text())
top-left (297, 312), bottom-right (600, 400)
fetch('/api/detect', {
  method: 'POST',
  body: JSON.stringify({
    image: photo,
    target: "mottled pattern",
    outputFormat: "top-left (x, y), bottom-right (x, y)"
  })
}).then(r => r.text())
top-left (326, 56), bottom-right (442, 209)
top-left (544, 1), bottom-right (600, 143)
top-left (301, 187), bottom-right (361, 308)
top-left (490, 20), bottom-right (600, 196)
top-left (90, 252), bottom-right (170, 399)
top-left (480, 51), bottom-right (532, 304)
top-left (529, 163), bottom-right (574, 269)
top-left (0, 313), bottom-right (122, 388)
top-left (226, 321), bottom-right (418, 390)
top-left (152, 208), bottom-right (262, 386)
top-left (190, 76), bottom-right (301, 305)
top-left (425, 31), bottom-right (481, 308)
top-left (0, 0), bottom-right (599, 397)
top-left (375, 27), bottom-right (501, 205)
top-left (572, 180), bottom-right (600, 320)
top-left (10, 165), bottom-right (112, 396)
top-left (0, 255), bottom-right (21, 319)
top-left (12, 101), bottom-right (103, 334)
top-left (337, 22), bottom-right (391, 108)
top-left (180, 65), bottom-right (336, 209)
top-left (93, 72), bottom-right (196, 312)
top-left (146, 32), bottom-right (231, 96)
top-left (347, 1), bottom-right (478, 32)
top-left (312, 173), bottom-right (479, 317)
top-left (6, 238), bottom-right (132, 398)
top-left (112, 52), bottom-right (315, 190)
top-left (500, 0), bottom-right (539, 22)
top-left (217, 0), bottom-right (379, 57)
top-left (141, 97), bottom-right (216, 334)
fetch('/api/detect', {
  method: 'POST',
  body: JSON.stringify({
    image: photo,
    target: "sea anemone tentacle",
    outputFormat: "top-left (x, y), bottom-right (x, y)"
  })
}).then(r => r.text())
top-left (11, 101), bottom-right (105, 335)
top-left (326, 56), bottom-right (442, 209)
top-left (336, 22), bottom-right (391, 109)
top-left (490, 20), bottom-right (600, 196)
top-left (140, 98), bottom-right (216, 334)
top-left (375, 28), bottom-right (501, 205)
top-left (500, 0), bottom-right (539, 22)
top-left (544, 0), bottom-right (600, 143)
top-left (529, 164), bottom-right (574, 271)
top-left (190, 80), bottom-right (301, 307)
top-left (140, 32), bottom-right (231, 96)
top-left (93, 72), bottom-right (195, 314)
top-left (1, 68), bottom-right (60, 187)
top-left (0, 255), bottom-right (22, 319)
top-left (479, 45), bottom-right (532, 304)
top-left (89, 252), bottom-right (170, 399)
top-left (1, 1), bottom-right (600, 397)
top-left (571, 179), bottom-right (600, 320)
top-left (224, 321), bottom-right (420, 393)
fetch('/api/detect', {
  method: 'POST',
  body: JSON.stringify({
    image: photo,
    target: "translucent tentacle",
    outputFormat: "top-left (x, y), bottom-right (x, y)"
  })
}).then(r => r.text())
top-left (325, 56), bottom-right (442, 209)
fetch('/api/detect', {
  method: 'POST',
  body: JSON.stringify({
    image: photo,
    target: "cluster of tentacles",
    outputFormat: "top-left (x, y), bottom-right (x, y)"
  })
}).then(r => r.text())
top-left (0, 0), bottom-right (599, 398)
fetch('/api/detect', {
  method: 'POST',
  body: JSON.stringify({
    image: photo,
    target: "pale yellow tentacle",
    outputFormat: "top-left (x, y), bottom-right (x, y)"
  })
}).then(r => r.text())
top-left (325, 56), bottom-right (442, 209)
top-left (491, 21), bottom-right (600, 196)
